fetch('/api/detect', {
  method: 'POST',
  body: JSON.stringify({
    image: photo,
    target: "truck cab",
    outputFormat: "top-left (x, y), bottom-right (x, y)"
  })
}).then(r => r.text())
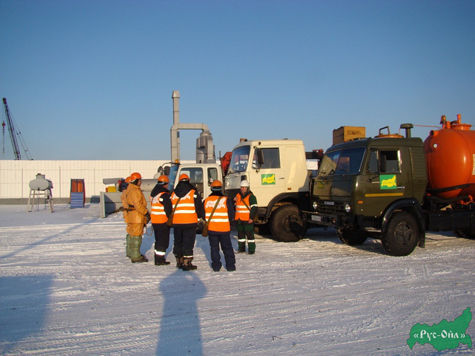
top-left (167, 162), bottom-right (222, 198)
top-left (224, 139), bottom-right (311, 241)
top-left (308, 125), bottom-right (428, 256)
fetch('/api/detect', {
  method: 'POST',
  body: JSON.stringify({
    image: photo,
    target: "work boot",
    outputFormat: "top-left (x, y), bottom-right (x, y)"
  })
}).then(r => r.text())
top-left (131, 255), bottom-right (148, 263)
top-left (248, 242), bottom-right (256, 255)
top-left (129, 236), bottom-right (147, 262)
top-left (181, 257), bottom-right (197, 271)
top-left (237, 242), bottom-right (246, 253)
top-left (126, 234), bottom-right (131, 257)
top-left (175, 255), bottom-right (184, 269)
top-left (155, 254), bottom-right (170, 266)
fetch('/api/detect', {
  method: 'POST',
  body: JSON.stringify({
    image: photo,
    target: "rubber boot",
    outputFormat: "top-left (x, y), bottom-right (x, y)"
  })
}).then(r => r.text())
top-left (181, 257), bottom-right (197, 271)
top-left (126, 234), bottom-right (131, 258)
top-left (154, 254), bottom-right (171, 266)
top-left (238, 242), bottom-right (246, 253)
top-left (248, 241), bottom-right (256, 255)
top-left (130, 236), bottom-right (148, 263)
top-left (175, 255), bottom-right (184, 269)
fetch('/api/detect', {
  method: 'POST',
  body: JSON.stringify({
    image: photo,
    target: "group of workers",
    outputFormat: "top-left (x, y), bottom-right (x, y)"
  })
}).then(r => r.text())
top-left (121, 172), bottom-right (257, 272)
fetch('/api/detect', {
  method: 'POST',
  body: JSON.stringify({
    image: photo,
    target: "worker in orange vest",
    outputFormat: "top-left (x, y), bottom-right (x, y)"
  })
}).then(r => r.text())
top-left (150, 175), bottom-right (173, 265)
top-left (121, 175), bottom-right (133, 258)
top-left (170, 173), bottom-right (205, 270)
top-left (234, 180), bottom-right (257, 254)
top-left (203, 180), bottom-right (236, 271)
top-left (124, 172), bottom-right (150, 263)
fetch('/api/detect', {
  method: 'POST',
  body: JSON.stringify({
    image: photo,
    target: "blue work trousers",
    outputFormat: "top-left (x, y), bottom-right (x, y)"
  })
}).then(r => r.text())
top-left (208, 231), bottom-right (236, 271)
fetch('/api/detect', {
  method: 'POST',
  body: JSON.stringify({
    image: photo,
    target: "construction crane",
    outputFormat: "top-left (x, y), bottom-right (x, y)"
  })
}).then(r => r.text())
top-left (2, 98), bottom-right (32, 160)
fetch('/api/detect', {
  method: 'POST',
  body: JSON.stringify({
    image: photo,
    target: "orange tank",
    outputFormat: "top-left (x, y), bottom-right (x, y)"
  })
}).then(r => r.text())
top-left (424, 114), bottom-right (475, 200)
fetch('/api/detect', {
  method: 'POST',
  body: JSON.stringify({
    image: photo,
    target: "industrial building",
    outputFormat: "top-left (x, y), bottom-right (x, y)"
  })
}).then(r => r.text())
top-left (0, 160), bottom-right (170, 203)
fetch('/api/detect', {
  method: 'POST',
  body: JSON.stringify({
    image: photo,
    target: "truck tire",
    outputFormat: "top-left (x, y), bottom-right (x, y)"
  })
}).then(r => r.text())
top-left (382, 212), bottom-right (419, 256)
top-left (270, 205), bottom-right (303, 242)
top-left (337, 227), bottom-right (367, 246)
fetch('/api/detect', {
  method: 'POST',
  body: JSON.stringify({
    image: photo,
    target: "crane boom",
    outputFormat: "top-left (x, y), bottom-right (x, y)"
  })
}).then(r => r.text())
top-left (2, 98), bottom-right (22, 160)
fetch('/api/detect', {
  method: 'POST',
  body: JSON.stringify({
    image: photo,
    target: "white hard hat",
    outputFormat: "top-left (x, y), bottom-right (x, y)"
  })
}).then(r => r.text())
top-left (240, 180), bottom-right (250, 188)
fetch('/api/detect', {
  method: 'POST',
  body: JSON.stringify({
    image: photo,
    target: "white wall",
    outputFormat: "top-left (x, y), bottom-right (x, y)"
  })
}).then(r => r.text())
top-left (0, 160), bottom-right (174, 199)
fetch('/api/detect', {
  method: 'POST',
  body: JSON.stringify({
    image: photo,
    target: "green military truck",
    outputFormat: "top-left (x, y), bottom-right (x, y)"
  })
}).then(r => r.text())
top-left (305, 120), bottom-right (475, 256)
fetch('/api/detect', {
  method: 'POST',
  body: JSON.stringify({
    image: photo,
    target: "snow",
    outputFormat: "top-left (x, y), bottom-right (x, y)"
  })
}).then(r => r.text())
top-left (0, 204), bottom-right (474, 355)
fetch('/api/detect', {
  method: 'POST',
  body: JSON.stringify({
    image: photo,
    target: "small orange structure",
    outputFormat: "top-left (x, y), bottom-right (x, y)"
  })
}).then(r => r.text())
top-left (70, 179), bottom-right (85, 208)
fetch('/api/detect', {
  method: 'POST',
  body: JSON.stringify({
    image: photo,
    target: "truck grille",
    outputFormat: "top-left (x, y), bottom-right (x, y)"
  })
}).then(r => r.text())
top-left (316, 200), bottom-right (347, 215)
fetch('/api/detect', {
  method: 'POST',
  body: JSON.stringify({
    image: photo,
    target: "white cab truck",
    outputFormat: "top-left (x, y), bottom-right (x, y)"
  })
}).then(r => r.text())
top-left (224, 139), bottom-right (315, 241)
top-left (165, 162), bottom-right (222, 198)
top-left (100, 162), bottom-right (222, 217)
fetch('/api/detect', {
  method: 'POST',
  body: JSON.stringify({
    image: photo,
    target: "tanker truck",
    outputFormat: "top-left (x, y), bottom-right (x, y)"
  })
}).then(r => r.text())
top-left (305, 114), bottom-right (475, 256)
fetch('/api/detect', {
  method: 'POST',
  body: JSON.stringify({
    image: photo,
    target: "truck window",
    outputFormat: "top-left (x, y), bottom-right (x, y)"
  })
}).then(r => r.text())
top-left (182, 168), bottom-right (204, 196)
top-left (168, 165), bottom-right (179, 190)
top-left (319, 147), bottom-right (365, 176)
top-left (254, 148), bottom-right (280, 169)
top-left (380, 150), bottom-right (400, 173)
top-left (368, 150), bottom-right (378, 173)
top-left (208, 167), bottom-right (218, 183)
top-left (229, 146), bottom-right (250, 173)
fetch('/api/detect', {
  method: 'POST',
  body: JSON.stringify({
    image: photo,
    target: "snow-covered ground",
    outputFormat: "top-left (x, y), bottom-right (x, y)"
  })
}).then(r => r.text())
top-left (0, 203), bottom-right (473, 355)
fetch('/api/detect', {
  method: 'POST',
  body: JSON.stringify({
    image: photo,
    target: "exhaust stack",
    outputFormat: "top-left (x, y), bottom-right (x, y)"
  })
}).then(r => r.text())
top-left (170, 90), bottom-right (215, 163)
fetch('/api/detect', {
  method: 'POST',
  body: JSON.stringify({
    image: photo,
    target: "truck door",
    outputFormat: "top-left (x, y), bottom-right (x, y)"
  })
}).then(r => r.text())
top-left (361, 148), bottom-right (408, 217)
top-left (251, 147), bottom-right (285, 206)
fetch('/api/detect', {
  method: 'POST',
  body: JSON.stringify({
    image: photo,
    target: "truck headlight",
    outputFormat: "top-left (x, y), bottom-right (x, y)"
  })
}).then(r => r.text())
top-left (344, 203), bottom-right (351, 213)
top-left (312, 201), bottom-right (318, 210)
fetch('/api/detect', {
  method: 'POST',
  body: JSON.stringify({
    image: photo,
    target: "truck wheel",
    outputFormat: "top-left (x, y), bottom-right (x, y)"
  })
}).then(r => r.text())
top-left (337, 227), bottom-right (367, 246)
top-left (382, 212), bottom-right (419, 256)
top-left (270, 205), bottom-right (303, 242)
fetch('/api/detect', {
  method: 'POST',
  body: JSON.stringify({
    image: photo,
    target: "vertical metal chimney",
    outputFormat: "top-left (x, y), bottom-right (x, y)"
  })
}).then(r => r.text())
top-left (169, 90), bottom-right (216, 164)
top-left (170, 90), bottom-right (180, 162)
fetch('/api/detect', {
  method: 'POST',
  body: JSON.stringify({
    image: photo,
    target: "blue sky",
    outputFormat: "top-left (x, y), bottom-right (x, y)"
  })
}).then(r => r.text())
top-left (1, 0), bottom-right (474, 160)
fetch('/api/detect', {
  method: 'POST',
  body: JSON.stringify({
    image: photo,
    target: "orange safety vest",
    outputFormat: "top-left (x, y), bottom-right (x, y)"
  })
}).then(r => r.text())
top-left (170, 190), bottom-right (198, 224)
top-left (235, 193), bottom-right (251, 221)
top-left (204, 195), bottom-right (230, 232)
top-left (150, 192), bottom-right (168, 224)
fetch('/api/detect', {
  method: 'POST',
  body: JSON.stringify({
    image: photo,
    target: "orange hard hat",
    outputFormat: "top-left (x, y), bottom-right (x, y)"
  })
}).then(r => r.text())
top-left (157, 175), bottom-right (169, 184)
top-left (125, 176), bottom-right (132, 183)
top-left (210, 179), bottom-right (222, 189)
top-left (130, 172), bottom-right (142, 181)
top-left (179, 173), bottom-right (190, 181)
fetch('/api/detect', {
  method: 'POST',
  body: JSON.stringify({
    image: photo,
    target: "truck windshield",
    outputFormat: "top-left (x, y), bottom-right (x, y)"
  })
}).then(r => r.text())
top-left (229, 145), bottom-right (250, 173)
top-left (319, 147), bottom-right (365, 176)
top-left (168, 165), bottom-right (179, 191)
